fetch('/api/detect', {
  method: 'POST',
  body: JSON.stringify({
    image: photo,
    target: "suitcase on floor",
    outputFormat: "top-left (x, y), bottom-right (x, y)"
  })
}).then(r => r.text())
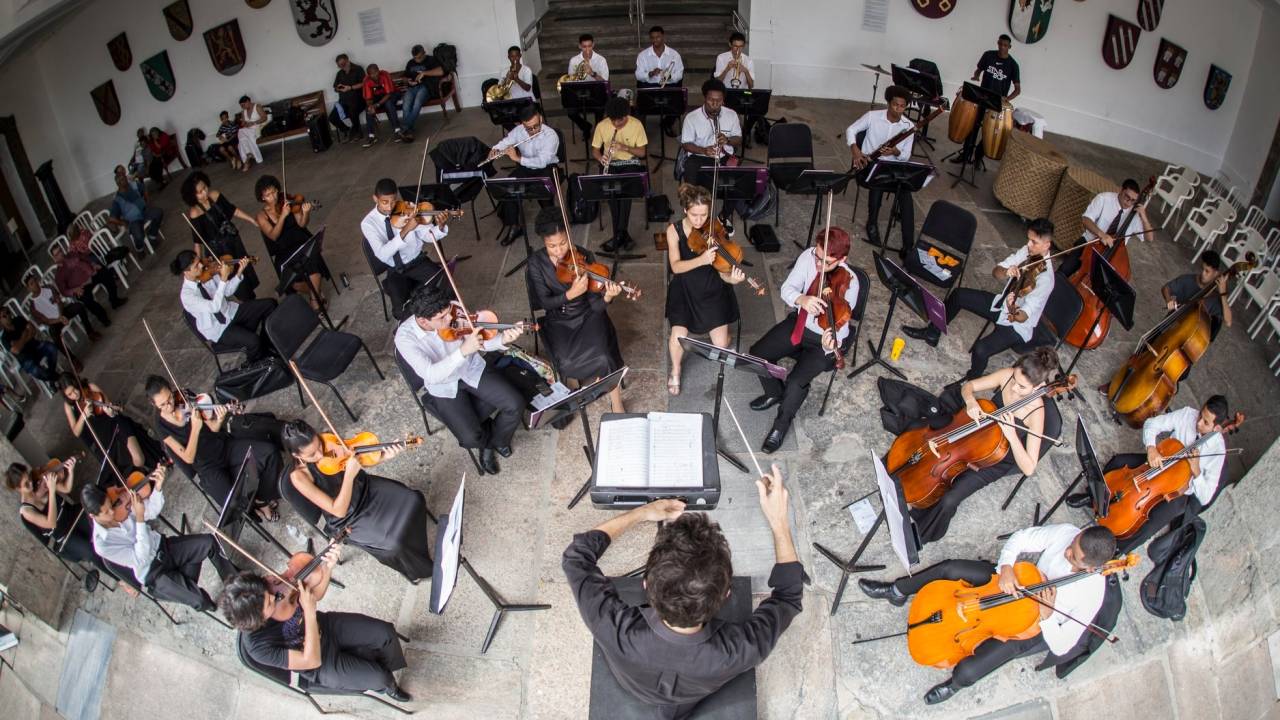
top-left (749, 224), bottom-right (781, 253)
top-left (645, 194), bottom-right (672, 223)
top-left (307, 113), bottom-right (332, 153)
top-left (215, 358), bottom-right (294, 402)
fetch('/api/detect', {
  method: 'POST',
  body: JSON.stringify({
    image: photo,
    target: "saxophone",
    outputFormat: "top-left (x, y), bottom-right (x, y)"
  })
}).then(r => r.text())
top-left (557, 59), bottom-right (591, 92)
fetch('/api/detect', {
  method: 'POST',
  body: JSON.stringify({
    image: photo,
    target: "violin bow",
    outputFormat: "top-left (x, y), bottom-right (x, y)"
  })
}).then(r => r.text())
top-left (551, 167), bottom-right (582, 279)
top-left (411, 133), bottom-right (432, 209)
top-left (181, 212), bottom-right (224, 266)
top-left (424, 203), bottom-right (480, 333)
top-left (721, 399), bottom-right (768, 480)
top-left (142, 318), bottom-right (192, 411)
top-left (1013, 586), bottom-right (1119, 644)
top-left (285, 359), bottom-right (345, 442)
top-left (976, 413), bottom-right (1063, 446)
top-left (817, 188), bottom-right (837, 343)
top-left (57, 332), bottom-right (139, 498)
top-left (202, 520), bottom-right (300, 592)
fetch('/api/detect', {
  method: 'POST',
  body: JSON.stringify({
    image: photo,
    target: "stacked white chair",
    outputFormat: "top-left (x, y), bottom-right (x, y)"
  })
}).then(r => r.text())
top-left (1176, 196), bottom-right (1237, 263)
top-left (89, 229), bottom-right (131, 289)
top-left (1152, 165), bottom-right (1199, 229)
top-left (1224, 227), bottom-right (1276, 304)
top-left (1240, 267), bottom-right (1280, 339)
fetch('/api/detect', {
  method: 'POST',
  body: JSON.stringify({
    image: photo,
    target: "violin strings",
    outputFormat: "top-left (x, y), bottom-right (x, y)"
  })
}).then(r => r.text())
top-left (202, 520), bottom-right (298, 591)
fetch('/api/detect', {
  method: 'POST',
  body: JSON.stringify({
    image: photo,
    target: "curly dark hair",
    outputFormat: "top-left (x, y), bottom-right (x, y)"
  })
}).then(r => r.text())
top-left (644, 513), bottom-right (733, 627)
top-left (254, 174), bottom-right (282, 203)
top-left (218, 572), bottom-right (270, 631)
top-left (180, 170), bottom-right (212, 208)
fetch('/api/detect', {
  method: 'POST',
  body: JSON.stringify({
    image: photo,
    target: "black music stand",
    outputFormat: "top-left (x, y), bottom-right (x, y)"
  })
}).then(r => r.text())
top-left (484, 176), bottom-right (555, 277)
top-left (1061, 253), bottom-right (1137, 396)
top-left (212, 449), bottom-right (293, 564)
top-left (724, 88), bottom-right (772, 159)
top-left (789, 170), bottom-right (856, 250)
top-left (483, 97), bottom-right (534, 131)
top-left (528, 367), bottom-right (629, 510)
top-left (636, 87), bottom-right (687, 170)
top-left (848, 253), bottom-right (946, 381)
top-left (1002, 418), bottom-right (1108, 534)
top-left (277, 227), bottom-right (345, 331)
top-left (693, 165), bottom-right (761, 236)
top-left (577, 173), bottom-right (648, 275)
top-left (677, 336), bottom-right (789, 474)
top-left (561, 81), bottom-right (611, 171)
top-left (891, 64), bottom-right (940, 157)
top-left (947, 82), bottom-right (1003, 189)
top-left (857, 160), bottom-right (934, 254)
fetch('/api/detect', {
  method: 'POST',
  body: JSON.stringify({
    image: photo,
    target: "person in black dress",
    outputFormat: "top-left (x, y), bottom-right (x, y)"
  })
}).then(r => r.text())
top-left (527, 206), bottom-right (628, 413)
top-left (182, 170), bottom-right (260, 301)
top-left (146, 375), bottom-right (281, 521)
top-left (6, 459), bottom-right (110, 576)
top-left (60, 374), bottom-right (162, 473)
top-left (280, 420), bottom-right (433, 583)
top-left (665, 182), bottom-right (744, 396)
top-left (254, 174), bottom-right (328, 309)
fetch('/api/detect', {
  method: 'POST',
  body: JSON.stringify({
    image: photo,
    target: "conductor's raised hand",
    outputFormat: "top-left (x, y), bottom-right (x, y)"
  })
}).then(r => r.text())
top-left (756, 464), bottom-right (790, 529)
top-left (639, 498), bottom-right (685, 523)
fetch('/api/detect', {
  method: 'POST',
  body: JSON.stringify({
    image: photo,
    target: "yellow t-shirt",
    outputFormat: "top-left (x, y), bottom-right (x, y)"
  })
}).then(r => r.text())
top-left (591, 116), bottom-right (648, 161)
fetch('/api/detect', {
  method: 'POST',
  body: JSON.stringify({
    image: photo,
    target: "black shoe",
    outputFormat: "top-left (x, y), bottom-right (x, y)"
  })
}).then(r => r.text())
top-left (614, 233), bottom-right (636, 251)
top-left (600, 235), bottom-right (621, 253)
top-left (857, 579), bottom-right (907, 606)
top-left (383, 685), bottom-right (412, 703)
top-left (750, 394), bottom-right (781, 412)
top-left (479, 447), bottom-right (499, 474)
top-left (864, 223), bottom-right (880, 246)
top-left (501, 228), bottom-right (523, 247)
top-left (721, 219), bottom-right (736, 238)
top-left (1065, 492), bottom-right (1092, 509)
top-left (902, 324), bottom-right (939, 347)
top-left (762, 426), bottom-right (787, 454)
top-left (924, 681), bottom-right (959, 705)
top-left (495, 445), bottom-right (513, 458)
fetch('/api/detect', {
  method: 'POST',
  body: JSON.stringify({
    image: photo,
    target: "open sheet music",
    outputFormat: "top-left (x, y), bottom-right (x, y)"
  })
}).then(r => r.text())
top-left (596, 412), bottom-right (703, 488)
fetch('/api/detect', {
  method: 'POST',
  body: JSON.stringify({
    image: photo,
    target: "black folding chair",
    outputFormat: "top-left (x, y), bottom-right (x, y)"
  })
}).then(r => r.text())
top-left (767, 123), bottom-right (815, 226)
top-left (265, 294), bottom-right (384, 421)
top-left (1039, 273), bottom-right (1085, 351)
top-left (393, 349), bottom-right (486, 475)
top-left (182, 311), bottom-right (243, 372)
top-left (819, 266), bottom-right (872, 416)
top-left (360, 238), bottom-right (397, 322)
top-left (902, 199), bottom-right (976, 300)
top-left (235, 632), bottom-right (412, 715)
top-left (999, 395), bottom-right (1065, 512)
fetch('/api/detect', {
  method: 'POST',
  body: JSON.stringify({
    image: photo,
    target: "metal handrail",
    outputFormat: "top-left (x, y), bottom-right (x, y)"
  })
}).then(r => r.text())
top-left (520, 14), bottom-right (543, 51)
top-left (732, 9), bottom-right (749, 35)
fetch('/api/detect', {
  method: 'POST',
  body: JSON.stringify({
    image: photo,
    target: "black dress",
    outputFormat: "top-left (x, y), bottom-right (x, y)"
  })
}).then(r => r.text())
top-left (156, 412), bottom-right (282, 510)
top-left (665, 221), bottom-right (739, 334)
top-left (192, 193), bottom-right (258, 300)
top-left (68, 402), bottom-right (163, 474)
top-left (302, 461), bottom-right (433, 582)
top-left (526, 248), bottom-right (624, 380)
top-left (262, 210), bottom-right (328, 288)
top-left (19, 495), bottom-right (104, 570)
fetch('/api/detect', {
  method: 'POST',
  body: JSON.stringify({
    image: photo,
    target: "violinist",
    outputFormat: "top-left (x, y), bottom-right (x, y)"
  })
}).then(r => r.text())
top-left (904, 218), bottom-right (1056, 380)
top-left (748, 228), bottom-right (859, 453)
top-left (61, 374), bottom-right (162, 473)
top-left (183, 170), bottom-right (260, 300)
top-left (527, 207), bottom-right (627, 413)
top-left (1067, 396), bottom-right (1231, 553)
top-left (172, 249), bottom-right (278, 363)
top-left (679, 79), bottom-right (743, 228)
top-left (83, 466), bottom-right (237, 609)
top-left (394, 285), bottom-right (526, 475)
top-left (1058, 179), bottom-right (1152, 278)
top-left (846, 84), bottom-right (916, 250)
top-left (254, 175), bottom-right (328, 311)
top-left (1162, 249), bottom-right (1232, 333)
top-left (488, 105), bottom-right (560, 246)
top-left (592, 96), bottom-right (649, 252)
top-left (147, 375), bottom-right (282, 521)
top-left (6, 459), bottom-right (110, 576)
top-left (281, 420), bottom-right (433, 582)
top-left (858, 524), bottom-right (1116, 705)
top-left (218, 556), bottom-right (412, 701)
top-left (361, 177), bottom-right (448, 315)
top-left (665, 182), bottom-right (745, 396)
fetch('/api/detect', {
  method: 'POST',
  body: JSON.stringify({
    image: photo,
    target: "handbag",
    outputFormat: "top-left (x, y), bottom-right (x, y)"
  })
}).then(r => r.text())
top-left (214, 358), bottom-right (293, 402)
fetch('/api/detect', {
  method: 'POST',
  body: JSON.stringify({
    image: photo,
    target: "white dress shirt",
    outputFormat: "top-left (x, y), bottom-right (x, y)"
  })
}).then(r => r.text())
top-left (28, 286), bottom-right (62, 320)
top-left (681, 106), bottom-right (742, 156)
top-left (994, 247), bottom-right (1054, 342)
top-left (92, 489), bottom-right (166, 585)
top-left (1141, 407), bottom-right (1225, 506)
top-left (635, 45), bottom-right (683, 83)
top-left (360, 206), bottom-right (448, 269)
top-left (845, 109), bottom-right (915, 161)
top-left (997, 523), bottom-right (1105, 656)
top-left (714, 51), bottom-right (756, 86)
top-left (181, 275), bottom-right (243, 342)
top-left (1081, 192), bottom-right (1140, 242)
top-left (780, 248), bottom-right (860, 345)
top-left (493, 123), bottom-right (560, 170)
top-left (568, 52), bottom-right (609, 81)
top-left (505, 63), bottom-right (535, 100)
top-left (394, 316), bottom-right (508, 399)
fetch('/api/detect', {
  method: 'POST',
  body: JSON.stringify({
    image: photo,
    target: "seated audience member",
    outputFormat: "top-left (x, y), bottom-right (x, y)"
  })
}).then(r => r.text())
top-left (25, 270), bottom-right (99, 346)
top-left (362, 63), bottom-right (405, 147)
top-left (185, 129), bottom-right (207, 168)
top-left (147, 128), bottom-right (186, 176)
top-left (401, 44), bottom-right (445, 140)
top-left (106, 164), bottom-right (164, 253)
top-left (52, 239), bottom-right (126, 330)
top-left (331, 53), bottom-right (366, 143)
top-left (1, 306), bottom-right (65, 383)
top-left (133, 127), bottom-right (164, 187)
top-left (214, 111), bottom-right (243, 170)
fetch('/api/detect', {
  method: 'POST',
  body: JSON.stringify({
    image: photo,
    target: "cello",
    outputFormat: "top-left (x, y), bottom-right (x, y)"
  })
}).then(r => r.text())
top-left (1106, 256), bottom-right (1256, 427)
top-left (1063, 177), bottom-right (1155, 350)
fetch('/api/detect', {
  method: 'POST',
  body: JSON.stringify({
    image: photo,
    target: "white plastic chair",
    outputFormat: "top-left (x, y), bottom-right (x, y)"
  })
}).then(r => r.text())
top-left (1203, 176), bottom-right (1239, 210)
top-left (1240, 205), bottom-right (1268, 233)
top-left (70, 211), bottom-right (95, 236)
top-left (0, 351), bottom-right (36, 397)
top-left (22, 291), bottom-right (86, 346)
top-left (1240, 267), bottom-right (1280, 338)
top-left (1177, 197), bottom-right (1237, 262)
top-left (89, 229), bottom-right (132, 289)
top-left (1224, 227), bottom-right (1274, 304)
top-left (43, 234), bottom-right (69, 264)
top-left (94, 207), bottom-right (163, 255)
top-left (1153, 167), bottom-right (1199, 229)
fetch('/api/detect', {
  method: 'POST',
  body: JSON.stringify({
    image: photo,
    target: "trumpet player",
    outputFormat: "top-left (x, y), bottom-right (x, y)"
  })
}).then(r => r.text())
top-left (714, 33), bottom-right (761, 142)
top-left (567, 33), bottom-right (609, 139)
top-left (501, 46), bottom-right (535, 101)
top-left (489, 104), bottom-right (560, 246)
top-left (635, 26), bottom-right (684, 137)
top-left (592, 96), bottom-right (649, 252)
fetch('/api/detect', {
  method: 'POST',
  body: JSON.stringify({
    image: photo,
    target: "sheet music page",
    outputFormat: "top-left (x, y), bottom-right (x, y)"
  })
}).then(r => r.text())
top-left (646, 412), bottom-right (703, 487)
top-left (595, 418), bottom-right (651, 487)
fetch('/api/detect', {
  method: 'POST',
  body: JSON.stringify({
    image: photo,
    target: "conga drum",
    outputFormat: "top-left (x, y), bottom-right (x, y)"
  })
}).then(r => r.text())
top-left (993, 132), bottom-right (1068, 219)
top-left (982, 101), bottom-right (1015, 160)
top-left (948, 96), bottom-right (980, 144)
top-left (1050, 166), bottom-right (1119, 250)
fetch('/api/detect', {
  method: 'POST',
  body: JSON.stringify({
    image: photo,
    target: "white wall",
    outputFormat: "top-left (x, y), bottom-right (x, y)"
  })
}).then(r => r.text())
top-left (1220, 2), bottom-right (1280, 208)
top-left (748, 0), bottom-right (1263, 178)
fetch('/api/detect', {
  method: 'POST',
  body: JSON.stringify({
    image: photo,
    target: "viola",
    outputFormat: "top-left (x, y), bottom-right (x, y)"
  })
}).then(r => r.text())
top-left (685, 219), bottom-right (767, 296)
top-left (265, 529), bottom-right (350, 621)
top-left (814, 266), bottom-right (854, 371)
top-left (554, 252), bottom-right (642, 301)
top-left (314, 432), bottom-right (424, 476)
top-left (392, 199), bottom-right (465, 224)
top-left (1097, 412), bottom-right (1243, 539)
top-left (105, 468), bottom-right (156, 522)
top-left (887, 375), bottom-right (1075, 508)
top-left (39, 454), bottom-right (85, 485)
top-left (436, 307), bottom-right (538, 342)
top-left (907, 554), bottom-right (1139, 668)
top-left (1002, 253), bottom-right (1048, 322)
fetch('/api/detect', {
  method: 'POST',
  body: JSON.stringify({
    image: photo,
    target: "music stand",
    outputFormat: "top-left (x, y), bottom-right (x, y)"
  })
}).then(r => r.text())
top-left (848, 253), bottom-right (945, 381)
top-left (947, 82), bottom-right (1003, 189)
top-left (693, 165), bottom-right (762, 236)
top-left (636, 87), bottom-right (688, 170)
top-left (212, 449), bottom-right (292, 565)
top-left (576, 173), bottom-right (649, 275)
top-left (561, 80), bottom-right (611, 171)
top-left (528, 367), bottom-right (629, 509)
top-left (789, 170), bottom-right (856, 250)
top-left (677, 336), bottom-right (789, 474)
top-left (724, 88), bottom-right (772, 160)
top-left (484, 176), bottom-right (555, 277)
top-left (1061, 253), bottom-right (1137, 390)
top-left (856, 160), bottom-right (934, 254)
top-left (891, 64), bottom-right (940, 157)
top-left (277, 226), bottom-right (345, 331)
top-left (483, 97), bottom-right (534, 131)
top-left (1028, 418), bottom-right (1109, 527)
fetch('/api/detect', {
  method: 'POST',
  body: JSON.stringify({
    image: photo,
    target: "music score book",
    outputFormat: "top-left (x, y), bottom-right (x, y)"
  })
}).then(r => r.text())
top-left (595, 412), bottom-right (704, 488)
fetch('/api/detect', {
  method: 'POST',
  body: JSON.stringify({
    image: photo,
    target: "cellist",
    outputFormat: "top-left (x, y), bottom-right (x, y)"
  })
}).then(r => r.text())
top-left (1057, 179), bottom-right (1151, 278)
top-left (859, 524), bottom-right (1116, 705)
top-left (1161, 249), bottom-right (1233, 333)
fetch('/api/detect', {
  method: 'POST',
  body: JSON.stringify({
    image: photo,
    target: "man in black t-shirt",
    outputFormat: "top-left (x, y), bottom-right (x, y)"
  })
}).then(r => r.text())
top-left (331, 53), bottom-right (366, 142)
top-left (953, 34), bottom-right (1021, 165)
top-left (403, 44), bottom-right (444, 138)
top-left (1162, 249), bottom-right (1233, 336)
top-left (0, 307), bottom-right (62, 382)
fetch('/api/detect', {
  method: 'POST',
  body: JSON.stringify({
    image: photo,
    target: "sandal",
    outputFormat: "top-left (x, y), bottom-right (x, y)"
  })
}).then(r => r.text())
top-left (667, 375), bottom-right (681, 396)
top-left (253, 500), bottom-right (280, 522)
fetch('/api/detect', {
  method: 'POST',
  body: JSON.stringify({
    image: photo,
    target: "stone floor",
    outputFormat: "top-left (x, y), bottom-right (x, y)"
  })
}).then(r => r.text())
top-left (1, 95), bottom-right (1278, 720)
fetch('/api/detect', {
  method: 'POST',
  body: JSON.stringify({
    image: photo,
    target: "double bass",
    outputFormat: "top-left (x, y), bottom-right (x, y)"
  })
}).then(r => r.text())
top-left (1063, 177), bottom-right (1155, 350)
top-left (1106, 256), bottom-right (1256, 427)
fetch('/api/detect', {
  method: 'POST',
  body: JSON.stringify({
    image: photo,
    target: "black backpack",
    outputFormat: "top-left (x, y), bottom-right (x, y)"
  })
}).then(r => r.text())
top-left (434, 43), bottom-right (459, 75)
top-left (1139, 514), bottom-right (1207, 621)
top-left (568, 173), bottom-right (598, 224)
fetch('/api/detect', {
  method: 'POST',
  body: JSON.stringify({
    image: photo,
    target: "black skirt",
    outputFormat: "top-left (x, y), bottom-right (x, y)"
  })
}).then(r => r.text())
top-left (526, 251), bottom-right (624, 380)
top-left (307, 464), bottom-right (433, 582)
top-left (664, 222), bottom-right (739, 334)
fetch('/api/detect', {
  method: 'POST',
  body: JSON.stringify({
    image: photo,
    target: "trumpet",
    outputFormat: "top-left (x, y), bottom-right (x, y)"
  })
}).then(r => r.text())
top-left (728, 57), bottom-right (743, 89)
top-left (658, 64), bottom-right (674, 89)
top-left (485, 61), bottom-right (520, 103)
top-left (557, 60), bottom-right (591, 92)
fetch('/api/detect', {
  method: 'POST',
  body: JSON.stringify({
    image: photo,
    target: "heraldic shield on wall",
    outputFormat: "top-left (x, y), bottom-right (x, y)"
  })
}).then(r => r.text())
top-left (164, 1), bottom-right (193, 41)
top-left (91, 81), bottom-right (121, 126)
top-left (1009, 0), bottom-right (1054, 45)
top-left (141, 51), bottom-right (177, 102)
top-left (204, 19), bottom-right (247, 76)
top-left (107, 32), bottom-right (131, 71)
top-left (1204, 65), bottom-right (1231, 110)
top-left (1136, 0), bottom-right (1164, 32)
top-left (1102, 14), bottom-right (1142, 70)
top-left (1153, 38), bottom-right (1186, 90)
top-left (911, 0), bottom-right (956, 20)
top-left (292, 0), bottom-right (339, 46)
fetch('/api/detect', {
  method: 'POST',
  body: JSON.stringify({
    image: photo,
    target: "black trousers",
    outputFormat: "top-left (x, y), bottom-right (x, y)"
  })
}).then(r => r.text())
top-left (1103, 453), bottom-right (1202, 554)
top-left (146, 534), bottom-right (237, 610)
top-left (892, 558), bottom-right (1050, 687)
top-left (308, 612), bottom-right (407, 693)
top-left (910, 464), bottom-right (1013, 545)
top-left (498, 165), bottom-right (555, 228)
top-left (569, 109), bottom-right (604, 140)
top-left (197, 436), bottom-right (283, 512)
top-left (329, 98), bottom-right (362, 136)
top-left (867, 187), bottom-right (915, 249)
top-left (423, 366), bottom-right (524, 450)
top-left (749, 319), bottom-right (837, 429)
top-left (636, 80), bottom-right (681, 134)
top-left (79, 268), bottom-right (122, 325)
top-left (217, 298), bottom-right (278, 361)
top-left (382, 255), bottom-right (444, 317)
top-left (601, 162), bottom-right (640, 240)
top-left (944, 287), bottom-right (1047, 379)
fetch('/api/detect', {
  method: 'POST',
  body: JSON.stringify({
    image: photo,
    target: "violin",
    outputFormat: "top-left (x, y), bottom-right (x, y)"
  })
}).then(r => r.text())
top-left (265, 529), bottom-right (350, 621)
top-left (282, 193), bottom-right (321, 212)
top-left (39, 454), bottom-right (85, 485)
top-left (436, 307), bottom-right (538, 342)
top-left (195, 254), bottom-right (259, 283)
top-left (1097, 412), bottom-right (1243, 539)
top-left (177, 391), bottom-right (244, 422)
top-left (685, 218), bottom-right (767, 296)
top-left (814, 266), bottom-right (854, 371)
top-left (314, 432), bottom-right (424, 476)
top-left (392, 199), bottom-right (465, 224)
top-left (78, 389), bottom-right (121, 416)
top-left (1107, 256), bottom-right (1256, 427)
top-left (104, 467), bottom-right (157, 522)
top-left (554, 252), bottom-right (642, 301)
top-left (887, 375), bottom-right (1075, 508)
top-left (907, 554), bottom-right (1139, 668)
top-left (1003, 253), bottom-right (1048, 322)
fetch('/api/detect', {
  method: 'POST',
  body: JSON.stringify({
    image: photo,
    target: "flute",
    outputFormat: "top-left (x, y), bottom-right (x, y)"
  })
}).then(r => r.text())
top-left (479, 131), bottom-right (542, 167)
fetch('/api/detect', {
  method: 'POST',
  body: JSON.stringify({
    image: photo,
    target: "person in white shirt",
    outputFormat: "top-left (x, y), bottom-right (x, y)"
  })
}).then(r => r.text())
top-left (24, 271), bottom-right (98, 352)
top-left (360, 177), bottom-right (450, 316)
top-left (1058, 179), bottom-right (1153, 278)
top-left (566, 33), bottom-right (609, 138)
top-left (500, 45), bottom-right (535, 101)
top-left (679, 79), bottom-right (745, 226)
top-left (748, 228), bottom-right (860, 453)
top-left (859, 523), bottom-right (1116, 705)
top-left (713, 32), bottom-right (763, 145)
top-left (83, 466), bottom-right (236, 609)
top-left (904, 218), bottom-right (1057, 380)
top-left (172, 250), bottom-right (278, 362)
top-left (635, 25), bottom-right (684, 136)
top-left (394, 284), bottom-right (526, 475)
top-left (847, 85), bottom-right (918, 250)
top-left (488, 104), bottom-right (561, 246)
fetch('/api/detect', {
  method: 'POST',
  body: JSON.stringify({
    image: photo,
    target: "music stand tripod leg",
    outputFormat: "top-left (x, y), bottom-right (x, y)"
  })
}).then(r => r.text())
top-left (711, 318), bottom-right (749, 473)
top-left (503, 199), bottom-right (535, 277)
top-left (814, 508), bottom-right (888, 616)
top-left (461, 557), bottom-right (551, 654)
top-left (1035, 470), bottom-right (1086, 527)
top-left (800, 191), bottom-right (823, 250)
top-left (568, 404), bottom-right (597, 509)
top-left (847, 291), bottom-right (907, 380)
